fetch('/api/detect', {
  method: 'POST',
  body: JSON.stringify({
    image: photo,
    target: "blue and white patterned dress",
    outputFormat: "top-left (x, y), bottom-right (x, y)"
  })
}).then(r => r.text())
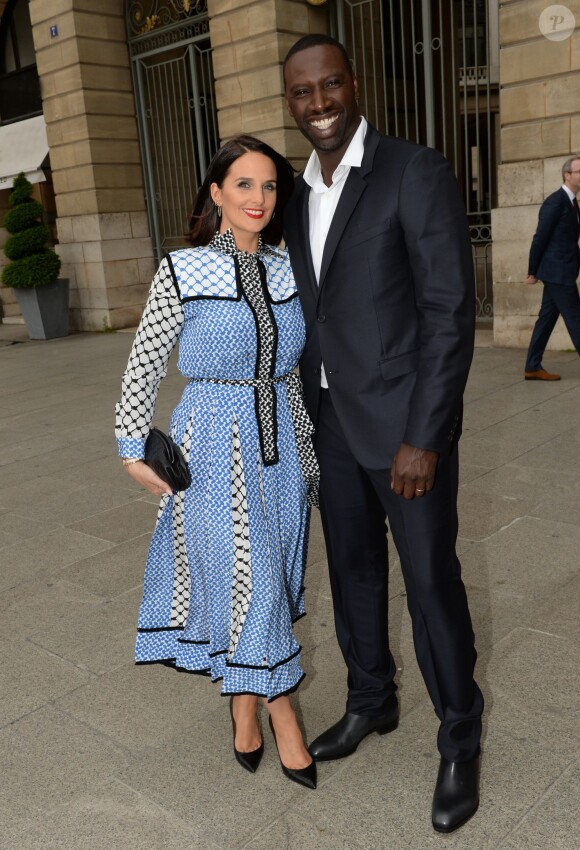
top-left (115, 230), bottom-right (318, 700)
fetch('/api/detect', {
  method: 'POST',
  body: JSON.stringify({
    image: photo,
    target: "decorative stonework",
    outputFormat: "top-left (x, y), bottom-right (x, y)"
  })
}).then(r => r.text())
top-left (126, 0), bottom-right (208, 38)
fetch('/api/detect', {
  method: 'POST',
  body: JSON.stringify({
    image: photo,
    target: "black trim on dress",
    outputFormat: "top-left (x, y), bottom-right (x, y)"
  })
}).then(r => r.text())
top-left (164, 253), bottom-right (184, 302)
top-left (220, 673), bottom-right (306, 702)
top-left (177, 638), bottom-right (210, 645)
top-left (268, 645), bottom-right (302, 671)
top-left (181, 291), bottom-right (242, 304)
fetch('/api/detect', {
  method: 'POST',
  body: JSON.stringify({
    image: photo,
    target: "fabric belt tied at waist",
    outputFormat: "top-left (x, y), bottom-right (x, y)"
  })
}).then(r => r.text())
top-left (188, 371), bottom-right (319, 508)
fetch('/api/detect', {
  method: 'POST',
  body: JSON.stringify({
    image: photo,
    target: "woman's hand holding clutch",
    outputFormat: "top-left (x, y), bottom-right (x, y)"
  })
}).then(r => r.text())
top-left (122, 460), bottom-right (173, 496)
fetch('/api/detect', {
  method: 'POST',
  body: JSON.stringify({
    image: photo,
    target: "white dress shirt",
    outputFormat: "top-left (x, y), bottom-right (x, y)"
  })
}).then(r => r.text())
top-left (303, 117), bottom-right (368, 388)
top-left (562, 183), bottom-right (578, 206)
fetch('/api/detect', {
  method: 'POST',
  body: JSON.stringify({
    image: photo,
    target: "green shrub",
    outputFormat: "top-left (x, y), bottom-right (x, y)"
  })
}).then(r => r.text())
top-left (4, 199), bottom-right (44, 233)
top-left (2, 251), bottom-right (62, 289)
top-left (1, 173), bottom-right (61, 289)
top-left (9, 177), bottom-right (35, 206)
top-left (4, 225), bottom-right (50, 260)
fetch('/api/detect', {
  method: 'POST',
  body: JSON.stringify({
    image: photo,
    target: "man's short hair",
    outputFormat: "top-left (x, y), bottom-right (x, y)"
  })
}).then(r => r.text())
top-left (562, 155), bottom-right (580, 180)
top-left (283, 34), bottom-right (354, 88)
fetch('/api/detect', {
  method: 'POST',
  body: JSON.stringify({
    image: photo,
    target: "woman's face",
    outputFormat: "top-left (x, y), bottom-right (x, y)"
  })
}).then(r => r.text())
top-left (210, 151), bottom-right (277, 249)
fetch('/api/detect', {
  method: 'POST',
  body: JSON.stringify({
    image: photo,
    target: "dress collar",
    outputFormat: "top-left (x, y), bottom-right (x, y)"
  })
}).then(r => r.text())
top-left (209, 228), bottom-right (274, 259)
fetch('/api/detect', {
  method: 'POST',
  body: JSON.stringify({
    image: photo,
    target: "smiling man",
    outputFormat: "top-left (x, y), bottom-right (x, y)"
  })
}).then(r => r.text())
top-left (282, 34), bottom-right (484, 833)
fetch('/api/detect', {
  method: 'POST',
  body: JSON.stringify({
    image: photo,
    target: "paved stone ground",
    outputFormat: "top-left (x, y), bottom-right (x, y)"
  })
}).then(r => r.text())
top-left (0, 329), bottom-right (578, 850)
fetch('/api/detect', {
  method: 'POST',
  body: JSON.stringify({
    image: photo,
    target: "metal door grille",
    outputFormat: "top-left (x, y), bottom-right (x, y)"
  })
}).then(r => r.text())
top-left (127, 4), bottom-right (218, 262)
top-left (333, 0), bottom-right (498, 321)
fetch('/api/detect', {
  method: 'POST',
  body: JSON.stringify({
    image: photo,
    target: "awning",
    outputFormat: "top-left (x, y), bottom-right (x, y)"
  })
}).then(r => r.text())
top-left (0, 115), bottom-right (49, 190)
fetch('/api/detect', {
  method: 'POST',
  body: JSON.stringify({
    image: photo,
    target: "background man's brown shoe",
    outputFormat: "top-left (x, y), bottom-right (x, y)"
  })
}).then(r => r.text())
top-left (524, 369), bottom-right (561, 381)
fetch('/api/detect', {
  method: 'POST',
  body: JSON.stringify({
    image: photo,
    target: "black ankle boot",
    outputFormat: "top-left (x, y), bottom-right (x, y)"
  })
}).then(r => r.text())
top-left (432, 751), bottom-right (480, 832)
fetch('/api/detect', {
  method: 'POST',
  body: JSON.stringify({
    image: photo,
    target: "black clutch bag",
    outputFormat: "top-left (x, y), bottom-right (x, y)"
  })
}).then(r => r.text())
top-left (144, 427), bottom-right (192, 492)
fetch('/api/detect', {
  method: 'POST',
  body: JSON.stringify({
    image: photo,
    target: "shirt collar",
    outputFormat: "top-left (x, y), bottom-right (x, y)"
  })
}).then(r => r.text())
top-left (562, 184), bottom-right (577, 203)
top-left (303, 116), bottom-right (368, 190)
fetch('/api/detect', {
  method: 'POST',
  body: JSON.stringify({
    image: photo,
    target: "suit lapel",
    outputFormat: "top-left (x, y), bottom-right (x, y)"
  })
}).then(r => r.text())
top-left (318, 125), bottom-right (380, 292)
top-left (318, 171), bottom-right (366, 291)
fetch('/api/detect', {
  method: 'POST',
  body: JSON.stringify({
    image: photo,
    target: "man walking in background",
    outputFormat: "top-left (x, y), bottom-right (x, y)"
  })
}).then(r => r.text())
top-left (283, 34), bottom-right (483, 833)
top-left (524, 156), bottom-right (580, 380)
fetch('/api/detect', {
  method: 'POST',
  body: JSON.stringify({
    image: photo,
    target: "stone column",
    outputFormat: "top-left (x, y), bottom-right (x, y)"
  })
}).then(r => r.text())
top-left (492, 0), bottom-right (580, 350)
top-left (30, 0), bottom-right (155, 331)
top-left (207, 0), bottom-right (329, 171)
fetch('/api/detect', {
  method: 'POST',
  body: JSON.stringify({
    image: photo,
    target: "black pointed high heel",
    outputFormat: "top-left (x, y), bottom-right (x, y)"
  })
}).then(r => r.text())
top-left (230, 697), bottom-right (263, 774)
top-left (269, 717), bottom-right (317, 790)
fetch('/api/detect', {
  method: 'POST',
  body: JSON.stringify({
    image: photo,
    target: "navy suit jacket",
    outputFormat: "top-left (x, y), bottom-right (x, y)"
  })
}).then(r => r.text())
top-left (528, 187), bottom-right (580, 285)
top-left (284, 124), bottom-right (475, 470)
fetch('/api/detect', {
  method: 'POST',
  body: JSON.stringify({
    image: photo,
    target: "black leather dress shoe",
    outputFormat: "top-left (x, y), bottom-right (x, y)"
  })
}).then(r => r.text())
top-left (432, 751), bottom-right (480, 833)
top-left (308, 698), bottom-right (399, 761)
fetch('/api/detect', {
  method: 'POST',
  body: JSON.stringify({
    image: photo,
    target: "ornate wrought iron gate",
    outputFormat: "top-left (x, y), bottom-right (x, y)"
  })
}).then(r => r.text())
top-left (126, 2), bottom-right (218, 262)
top-left (332, 0), bottom-right (498, 320)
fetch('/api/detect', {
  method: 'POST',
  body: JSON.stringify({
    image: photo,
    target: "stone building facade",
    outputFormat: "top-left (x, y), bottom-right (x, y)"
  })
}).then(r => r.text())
top-left (1, 0), bottom-right (579, 352)
top-left (493, 0), bottom-right (580, 350)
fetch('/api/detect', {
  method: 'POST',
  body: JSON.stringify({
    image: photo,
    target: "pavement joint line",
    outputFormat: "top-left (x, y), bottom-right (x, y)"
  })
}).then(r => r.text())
top-left (234, 805), bottom-right (367, 850)
top-left (0, 702), bottom-right (49, 732)
top-left (459, 515), bottom-right (526, 544)
top-left (107, 778), bottom-right (206, 836)
top-left (485, 624), bottom-right (570, 651)
top-left (520, 628), bottom-right (569, 640)
top-left (496, 757), bottom-right (577, 846)
top-left (24, 635), bottom-right (99, 678)
top-left (49, 702), bottom-right (136, 760)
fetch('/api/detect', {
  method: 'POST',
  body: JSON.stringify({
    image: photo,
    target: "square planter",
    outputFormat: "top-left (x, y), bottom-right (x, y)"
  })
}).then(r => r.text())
top-left (15, 278), bottom-right (70, 340)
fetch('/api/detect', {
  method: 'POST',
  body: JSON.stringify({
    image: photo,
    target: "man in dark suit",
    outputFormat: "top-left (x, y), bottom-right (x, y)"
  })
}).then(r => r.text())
top-left (524, 156), bottom-right (580, 380)
top-left (283, 35), bottom-right (483, 832)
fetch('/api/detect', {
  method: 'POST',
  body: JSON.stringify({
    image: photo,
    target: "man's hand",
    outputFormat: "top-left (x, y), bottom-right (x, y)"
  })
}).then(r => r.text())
top-left (526, 275), bottom-right (538, 284)
top-left (391, 443), bottom-right (439, 500)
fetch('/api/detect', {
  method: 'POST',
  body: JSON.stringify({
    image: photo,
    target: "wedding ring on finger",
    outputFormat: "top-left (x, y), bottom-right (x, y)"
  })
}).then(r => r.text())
top-left (415, 488), bottom-right (425, 494)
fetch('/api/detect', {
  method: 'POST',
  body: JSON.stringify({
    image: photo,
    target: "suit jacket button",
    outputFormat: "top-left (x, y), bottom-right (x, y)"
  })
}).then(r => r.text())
top-left (317, 315), bottom-right (326, 323)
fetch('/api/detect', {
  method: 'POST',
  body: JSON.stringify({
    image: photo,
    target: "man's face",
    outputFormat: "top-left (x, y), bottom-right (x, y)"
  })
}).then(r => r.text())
top-left (284, 44), bottom-right (360, 154)
top-left (565, 159), bottom-right (580, 194)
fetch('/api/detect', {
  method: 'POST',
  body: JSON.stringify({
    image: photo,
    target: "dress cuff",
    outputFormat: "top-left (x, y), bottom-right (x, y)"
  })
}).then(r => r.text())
top-left (117, 437), bottom-right (146, 459)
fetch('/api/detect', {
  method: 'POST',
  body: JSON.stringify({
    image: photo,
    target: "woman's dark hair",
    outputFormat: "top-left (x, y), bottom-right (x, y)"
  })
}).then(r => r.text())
top-left (187, 135), bottom-right (295, 247)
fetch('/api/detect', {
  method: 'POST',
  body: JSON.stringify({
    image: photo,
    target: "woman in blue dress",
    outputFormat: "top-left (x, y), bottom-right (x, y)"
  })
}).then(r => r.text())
top-left (116, 137), bottom-right (318, 789)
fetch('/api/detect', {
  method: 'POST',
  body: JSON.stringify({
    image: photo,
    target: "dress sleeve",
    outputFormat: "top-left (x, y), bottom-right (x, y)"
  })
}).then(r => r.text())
top-left (115, 257), bottom-right (184, 458)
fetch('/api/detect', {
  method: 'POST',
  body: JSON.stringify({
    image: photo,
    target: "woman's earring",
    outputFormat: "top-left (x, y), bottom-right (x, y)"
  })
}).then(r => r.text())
top-left (215, 203), bottom-right (222, 218)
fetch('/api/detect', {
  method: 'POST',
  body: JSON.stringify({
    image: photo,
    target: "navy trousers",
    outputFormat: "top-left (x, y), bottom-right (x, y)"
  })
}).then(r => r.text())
top-left (525, 281), bottom-right (580, 371)
top-left (315, 389), bottom-right (483, 763)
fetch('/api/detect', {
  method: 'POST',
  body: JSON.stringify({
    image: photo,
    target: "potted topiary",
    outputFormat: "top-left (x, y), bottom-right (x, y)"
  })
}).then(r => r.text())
top-left (1, 172), bottom-right (69, 339)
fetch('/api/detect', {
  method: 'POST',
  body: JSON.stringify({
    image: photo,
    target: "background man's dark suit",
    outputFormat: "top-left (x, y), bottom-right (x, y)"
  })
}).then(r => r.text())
top-left (285, 123), bottom-right (484, 763)
top-left (525, 186), bottom-right (580, 372)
